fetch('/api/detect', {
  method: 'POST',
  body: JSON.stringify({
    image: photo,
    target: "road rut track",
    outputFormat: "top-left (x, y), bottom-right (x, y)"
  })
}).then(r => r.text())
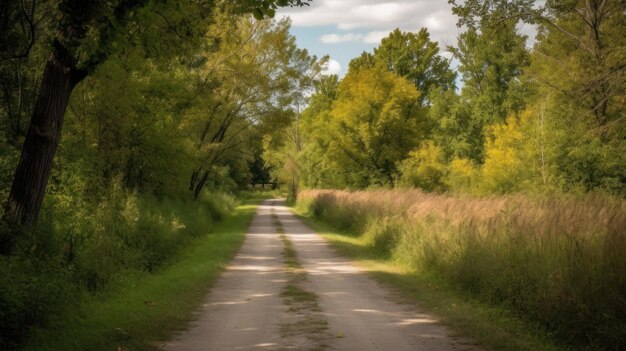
top-left (163, 199), bottom-right (479, 351)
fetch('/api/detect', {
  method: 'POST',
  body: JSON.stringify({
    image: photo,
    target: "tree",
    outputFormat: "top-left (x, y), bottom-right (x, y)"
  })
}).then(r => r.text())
top-left (452, 0), bottom-right (626, 133)
top-left (316, 67), bottom-right (427, 187)
top-left (187, 14), bottom-right (324, 199)
top-left (433, 6), bottom-right (531, 163)
top-left (0, 0), bottom-right (312, 253)
top-left (263, 118), bottom-right (303, 204)
top-left (347, 28), bottom-right (455, 106)
top-left (347, 52), bottom-right (376, 73)
top-left (374, 28), bottom-right (456, 105)
top-left (451, 23), bottom-right (530, 126)
top-left (428, 87), bottom-right (481, 160)
top-left (451, 0), bottom-right (625, 193)
top-left (0, 0), bottom-right (58, 149)
top-left (1, 1), bottom-right (208, 245)
top-left (298, 75), bottom-right (341, 188)
top-left (480, 112), bottom-right (535, 193)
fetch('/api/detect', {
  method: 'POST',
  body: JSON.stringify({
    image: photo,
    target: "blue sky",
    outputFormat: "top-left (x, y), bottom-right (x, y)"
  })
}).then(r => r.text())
top-left (277, 0), bottom-right (462, 76)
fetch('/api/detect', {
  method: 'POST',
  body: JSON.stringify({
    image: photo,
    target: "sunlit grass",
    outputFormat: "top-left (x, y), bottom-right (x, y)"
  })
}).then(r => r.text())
top-left (20, 200), bottom-right (260, 351)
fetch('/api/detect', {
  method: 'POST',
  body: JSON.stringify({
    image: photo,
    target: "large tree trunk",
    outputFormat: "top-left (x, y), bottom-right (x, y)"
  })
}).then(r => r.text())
top-left (1, 41), bottom-right (85, 254)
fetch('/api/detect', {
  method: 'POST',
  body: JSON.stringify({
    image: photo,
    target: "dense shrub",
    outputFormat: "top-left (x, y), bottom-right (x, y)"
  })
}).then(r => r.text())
top-left (0, 189), bottom-right (237, 349)
top-left (397, 141), bottom-right (447, 192)
top-left (297, 189), bottom-right (626, 349)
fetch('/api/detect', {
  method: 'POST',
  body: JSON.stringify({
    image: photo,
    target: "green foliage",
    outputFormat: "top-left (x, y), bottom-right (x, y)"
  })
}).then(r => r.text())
top-left (428, 87), bottom-right (480, 160)
top-left (235, 0), bottom-right (312, 19)
top-left (397, 141), bottom-right (447, 192)
top-left (262, 129), bottom-right (301, 205)
top-left (440, 15), bottom-right (530, 162)
top-left (306, 66), bottom-right (427, 188)
top-left (0, 188), bottom-right (237, 348)
top-left (373, 28), bottom-right (456, 105)
top-left (19, 201), bottom-right (257, 351)
top-left (0, 249), bottom-right (72, 350)
top-left (187, 12), bottom-right (324, 198)
top-left (347, 52), bottom-right (376, 73)
top-left (348, 28), bottom-right (455, 106)
top-left (260, 2), bottom-right (624, 196)
top-left (445, 0), bottom-right (626, 194)
top-left (0, 5), bottom-right (316, 347)
top-left (452, 22), bottom-right (530, 126)
top-left (298, 75), bottom-right (341, 188)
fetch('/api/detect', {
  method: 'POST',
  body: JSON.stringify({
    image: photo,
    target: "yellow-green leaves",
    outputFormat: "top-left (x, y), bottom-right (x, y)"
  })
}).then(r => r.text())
top-left (347, 28), bottom-right (455, 107)
top-left (313, 67), bottom-right (426, 187)
top-left (397, 141), bottom-right (447, 192)
top-left (242, 0), bottom-right (311, 19)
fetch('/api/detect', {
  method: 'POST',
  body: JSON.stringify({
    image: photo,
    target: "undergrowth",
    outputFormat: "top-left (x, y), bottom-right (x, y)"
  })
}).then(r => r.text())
top-left (0, 188), bottom-right (238, 350)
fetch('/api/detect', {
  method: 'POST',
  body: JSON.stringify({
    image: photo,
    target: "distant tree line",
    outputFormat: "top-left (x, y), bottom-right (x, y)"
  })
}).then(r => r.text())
top-left (264, 0), bottom-right (625, 200)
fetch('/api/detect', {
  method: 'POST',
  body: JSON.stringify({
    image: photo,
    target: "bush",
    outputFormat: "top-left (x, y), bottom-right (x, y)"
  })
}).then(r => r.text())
top-left (445, 157), bottom-right (478, 193)
top-left (397, 141), bottom-right (447, 192)
top-left (0, 187), bottom-right (237, 349)
top-left (0, 237), bottom-right (75, 350)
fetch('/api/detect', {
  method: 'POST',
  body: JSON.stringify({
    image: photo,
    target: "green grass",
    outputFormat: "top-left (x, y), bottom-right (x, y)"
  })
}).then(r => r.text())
top-left (20, 199), bottom-right (260, 351)
top-left (292, 208), bottom-right (563, 351)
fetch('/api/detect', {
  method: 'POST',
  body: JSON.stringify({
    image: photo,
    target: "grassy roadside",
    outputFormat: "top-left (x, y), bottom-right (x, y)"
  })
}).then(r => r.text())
top-left (20, 198), bottom-right (261, 351)
top-left (291, 208), bottom-right (563, 351)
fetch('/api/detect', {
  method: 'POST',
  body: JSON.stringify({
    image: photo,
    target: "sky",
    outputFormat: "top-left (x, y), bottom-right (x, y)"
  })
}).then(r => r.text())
top-left (276, 0), bottom-right (463, 76)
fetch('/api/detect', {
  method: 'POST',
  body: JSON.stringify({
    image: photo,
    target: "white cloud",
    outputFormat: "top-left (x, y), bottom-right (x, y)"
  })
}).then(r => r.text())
top-left (279, 0), bottom-right (462, 48)
top-left (362, 30), bottom-right (391, 44)
top-left (320, 33), bottom-right (363, 44)
top-left (319, 31), bottom-right (388, 44)
top-left (319, 26), bottom-right (449, 46)
top-left (279, 1), bottom-right (535, 78)
top-left (322, 59), bottom-right (342, 75)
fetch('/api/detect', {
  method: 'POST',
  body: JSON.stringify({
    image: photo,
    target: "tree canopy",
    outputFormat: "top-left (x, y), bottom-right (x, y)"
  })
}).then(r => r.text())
top-left (1, 0), bottom-right (625, 348)
top-left (264, 2), bottom-right (624, 195)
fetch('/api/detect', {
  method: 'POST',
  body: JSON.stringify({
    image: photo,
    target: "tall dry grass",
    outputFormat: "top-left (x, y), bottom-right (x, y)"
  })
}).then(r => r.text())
top-left (297, 189), bottom-right (626, 349)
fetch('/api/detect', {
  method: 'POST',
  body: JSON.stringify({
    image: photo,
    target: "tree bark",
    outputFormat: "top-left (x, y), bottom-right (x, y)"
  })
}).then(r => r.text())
top-left (1, 40), bottom-right (85, 254)
top-left (193, 170), bottom-right (210, 200)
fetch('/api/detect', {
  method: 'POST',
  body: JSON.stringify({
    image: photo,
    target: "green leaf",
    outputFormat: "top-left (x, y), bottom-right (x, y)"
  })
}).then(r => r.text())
top-left (252, 8), bottom-right (264, 20)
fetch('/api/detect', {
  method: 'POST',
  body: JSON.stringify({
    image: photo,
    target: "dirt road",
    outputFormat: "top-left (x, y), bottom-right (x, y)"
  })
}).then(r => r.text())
top-left (163, 199), bottom-right (477, 351)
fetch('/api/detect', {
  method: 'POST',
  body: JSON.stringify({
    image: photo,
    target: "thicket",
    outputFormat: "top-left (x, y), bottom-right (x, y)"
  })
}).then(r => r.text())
top-left (0, 190), bottom-right (237, 349)
top-left (297, 189), bottom-right (626, 349)
top-left (0, 1), bottom-right (319, 348)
